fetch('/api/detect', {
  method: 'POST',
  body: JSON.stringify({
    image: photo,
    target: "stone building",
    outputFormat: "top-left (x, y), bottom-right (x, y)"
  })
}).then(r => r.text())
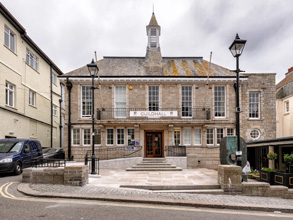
top-left (60, 13), bottom-right (276, 169)
top-left (0, 3), bottom-right (64, 147)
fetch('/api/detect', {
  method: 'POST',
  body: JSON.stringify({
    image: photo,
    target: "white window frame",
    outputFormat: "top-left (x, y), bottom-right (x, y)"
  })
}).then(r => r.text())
top-left (5, 82), bottom-right (15, 108)
top-left (81, 85), bottom-right (92, 118)
top-left (206, 128), bottom-right (214, 145)
top-left (214, 86), bottom-right (226, 118)
top-left (52, 72), bottom-right (57, 85)
top-left (194, 128), bottom-right (202, 145)
top-left (216, 128), bottom-right (224, 145)
top-left (26, 48), bottom-right (38, 71)
top-left (183, 128), bottom-right (191, 146)
top-left (285, 100), bottom-right (289, 113)
top-left (116, 128), bottom-right (125, 146)
top-left (148, 85), bottom-right (159, 111)
top-left (182, 85), bottom-right (193, 118)
top-left (4, 25), bottom-right (15, 52)
top-left (72, 128), bottom-right (80, 146)
top-left (106, 128), bottom-right (114, 146)
top-left (52, 104), bottom-right (57, 116)
top-left (29, 90), bottom-right (36, 106)
top-left (150, 28), bottom-right (157, 48)
top-left (173, 128), bottom-right (181, 145)
top-left (83, 128), bottom-right (91, 146)
top-left (94, 128), bottom-right (101, 146)
top-left (114, 85), bottom-right (127, 118)
top-left (127, 128), bottom-right (135, 145)
top-left (227, 128), bottom-right (235, 136)
top-left (249, 92), bottom-right (260, 119)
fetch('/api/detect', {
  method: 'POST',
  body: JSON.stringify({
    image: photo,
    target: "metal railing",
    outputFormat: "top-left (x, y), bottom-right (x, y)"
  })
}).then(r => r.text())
top-left (85, 157), bottom-right (99, 175)
top-left (86, 145), bottom-right (143, 161)
top-left (96, 108), bottom-right (210, 121)
top-left (31, 158), bottom-right (66, 168)
top-left (165, 145), bottom-right (186, 157)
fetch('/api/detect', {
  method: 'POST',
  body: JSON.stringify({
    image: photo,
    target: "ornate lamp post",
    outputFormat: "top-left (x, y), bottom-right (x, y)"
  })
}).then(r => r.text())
top-left (87, 59), bottom-right (99, 174)
top-left (229, 34), bottom-right (246, 167)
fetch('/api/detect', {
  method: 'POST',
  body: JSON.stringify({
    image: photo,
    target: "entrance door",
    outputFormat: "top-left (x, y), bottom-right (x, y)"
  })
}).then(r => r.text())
top-left (145, 132), bottom-right (163, 157)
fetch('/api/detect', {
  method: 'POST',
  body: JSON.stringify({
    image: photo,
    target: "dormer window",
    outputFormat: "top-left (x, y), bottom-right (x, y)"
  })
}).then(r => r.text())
top-left (150, 28), bottom-right (157, 48)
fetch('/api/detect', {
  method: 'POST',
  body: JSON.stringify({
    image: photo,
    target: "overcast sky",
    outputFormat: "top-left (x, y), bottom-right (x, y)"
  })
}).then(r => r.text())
top-left (2, 0), bottom-right (293, 83)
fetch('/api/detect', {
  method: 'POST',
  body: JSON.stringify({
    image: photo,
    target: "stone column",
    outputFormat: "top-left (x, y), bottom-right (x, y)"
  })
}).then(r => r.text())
top-left (268, 146), bottom-right (275, 169)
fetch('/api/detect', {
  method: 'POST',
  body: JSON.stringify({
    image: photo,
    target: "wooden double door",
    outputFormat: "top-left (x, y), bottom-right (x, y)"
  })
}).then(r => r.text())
top-left (145, 131), bottom-right (163, 157)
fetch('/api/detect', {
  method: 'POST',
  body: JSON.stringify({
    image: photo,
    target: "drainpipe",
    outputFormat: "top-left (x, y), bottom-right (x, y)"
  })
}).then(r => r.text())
top-left (66, 79), bottom-right (73, 160)
top-left (59, 99), bottom-right (62, 147)
top-left (59, 82), bottom-right (64, 148)
top-left (50, 65), bottom-right (53, 148)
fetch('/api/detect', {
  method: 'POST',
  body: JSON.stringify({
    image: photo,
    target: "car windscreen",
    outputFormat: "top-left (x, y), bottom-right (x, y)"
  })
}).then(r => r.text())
top-left (0, 142), bottom-right (23, 153)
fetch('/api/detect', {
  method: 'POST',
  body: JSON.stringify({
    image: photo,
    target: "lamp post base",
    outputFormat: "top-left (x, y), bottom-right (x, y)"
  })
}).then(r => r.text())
top-left (91, 155), bottom-right (96, 175)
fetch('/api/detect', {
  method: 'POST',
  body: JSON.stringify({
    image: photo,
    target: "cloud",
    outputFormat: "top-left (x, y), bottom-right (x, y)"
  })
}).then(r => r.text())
top-left (1, 0), bottom-right (292, 83)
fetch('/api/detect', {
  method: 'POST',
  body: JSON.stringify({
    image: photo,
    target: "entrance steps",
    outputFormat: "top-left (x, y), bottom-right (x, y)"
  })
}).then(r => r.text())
top-left (120, 184), bottom-right (223, 195)
top-left (126, 158), bottom-right (182, 171)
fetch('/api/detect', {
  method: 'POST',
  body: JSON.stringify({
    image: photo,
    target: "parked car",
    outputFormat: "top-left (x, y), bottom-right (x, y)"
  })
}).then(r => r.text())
top-left (0, 139), bottom-right (43, 175)
top-left (42, 147), bottom-right (65, 160)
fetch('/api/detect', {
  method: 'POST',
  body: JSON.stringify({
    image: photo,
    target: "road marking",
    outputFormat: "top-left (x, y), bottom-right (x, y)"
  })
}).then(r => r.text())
top-left (0, 182), bottom-right (292, 218)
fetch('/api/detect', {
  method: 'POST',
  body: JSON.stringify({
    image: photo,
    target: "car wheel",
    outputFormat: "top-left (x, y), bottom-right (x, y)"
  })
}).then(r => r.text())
top-left (14, 162), bottom-right (22, 175)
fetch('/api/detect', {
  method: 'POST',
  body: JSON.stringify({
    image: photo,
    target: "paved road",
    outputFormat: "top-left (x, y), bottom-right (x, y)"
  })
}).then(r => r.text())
top-left (1, 174), bottom-right (293, 220)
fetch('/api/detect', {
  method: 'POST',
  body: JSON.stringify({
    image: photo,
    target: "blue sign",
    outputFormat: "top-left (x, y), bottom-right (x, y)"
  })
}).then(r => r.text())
top-left (135, 141), bottom-right (139, 146)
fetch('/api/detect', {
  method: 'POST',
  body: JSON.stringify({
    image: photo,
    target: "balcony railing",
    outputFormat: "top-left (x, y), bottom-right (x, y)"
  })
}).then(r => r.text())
top-left (96, 108), bottom-right (210, 121)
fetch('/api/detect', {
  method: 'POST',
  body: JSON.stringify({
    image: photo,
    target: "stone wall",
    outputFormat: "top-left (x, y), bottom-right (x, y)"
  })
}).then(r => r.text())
top-left (22, 164), bottom-right (89, 186)
top-left (218, 165), bottom-right (242, 193)
top-left (218, 165), bottom-right (293, 199)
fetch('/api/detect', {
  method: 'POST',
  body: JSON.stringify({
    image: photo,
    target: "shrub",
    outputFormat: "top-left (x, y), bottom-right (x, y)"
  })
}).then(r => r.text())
top-left (262, 167), bottom-right (276, 172)
top-left (284, 154), bottom-right (293, 165)
top-left (267, 152), bottom-right (277, 160)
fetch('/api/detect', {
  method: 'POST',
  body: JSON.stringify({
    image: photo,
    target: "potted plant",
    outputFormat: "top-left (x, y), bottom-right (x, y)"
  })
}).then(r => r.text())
top-left (274, 154), bottom-right (293, 188)
top-left (260, 167), bottom-right (276, 185)
top-left (284, 154), bottom-right (293, 173)
top-left (267, 152), bottom-right (278, 170)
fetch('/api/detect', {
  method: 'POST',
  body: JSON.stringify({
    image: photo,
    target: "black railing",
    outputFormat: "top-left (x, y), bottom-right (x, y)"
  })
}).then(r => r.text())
top-left (96, 108), bottom-right (210, 121)
top-left (86, 146), bottom-right (143, 161)
top-left (85, 157), bottom-right (99, 175)
top-left (31, 158), bottom-right (66, 168)
top-left (165, 145), bottom-right (186, 157)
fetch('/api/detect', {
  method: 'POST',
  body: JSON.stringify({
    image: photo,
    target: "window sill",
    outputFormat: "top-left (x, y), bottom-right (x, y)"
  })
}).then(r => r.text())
top-left (29, 104), bottom-right (37, 109)
top-left (284, 112), bottom-right (290, 115)
top-left (5, 104), bottom-right (17, 110)
top-left (25, 63), bottom-right (40, 74)
top-left (247, 118), bottom-right (261, 121)
top-left (4, 44), bottom-right (17, 56)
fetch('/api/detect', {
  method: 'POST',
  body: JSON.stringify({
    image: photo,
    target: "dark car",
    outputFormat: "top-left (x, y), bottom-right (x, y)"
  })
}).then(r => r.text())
top-left (42, 147), bottom-right (65, 160)
top-left (0, 139), bottom-right (43, 175)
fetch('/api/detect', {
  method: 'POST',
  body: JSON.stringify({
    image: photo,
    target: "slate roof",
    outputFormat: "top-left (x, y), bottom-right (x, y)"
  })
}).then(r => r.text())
top-left (65, 57), bottom-right (233, 77)
top-left (276, 72), bottom-right (293, 89)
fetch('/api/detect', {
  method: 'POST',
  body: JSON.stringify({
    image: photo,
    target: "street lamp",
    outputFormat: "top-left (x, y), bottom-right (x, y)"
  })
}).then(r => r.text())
top-left (87, 59), bottom-right (99, 174)
top-left (229, 33), bottom-right (246, 167)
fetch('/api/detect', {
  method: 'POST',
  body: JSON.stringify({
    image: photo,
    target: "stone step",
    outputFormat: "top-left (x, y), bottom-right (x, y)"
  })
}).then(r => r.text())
top-left (142, 158), bottom-right (166, 163)
top-left (152, 189), bottom-right (224, 195)
top-left (120, 184), bottom-right (221, 190)
top-left (126, 167), bottom-right (182, 171)
top-left (136, 163), bottom-right (172, 166)
top-left (133, 165), bottom-right (177, 168)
